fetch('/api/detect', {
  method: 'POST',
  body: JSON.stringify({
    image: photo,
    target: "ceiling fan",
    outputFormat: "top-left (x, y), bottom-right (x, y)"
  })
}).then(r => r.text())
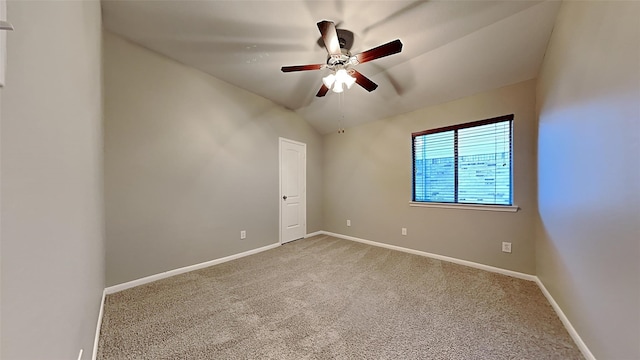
top-left (281, 20), bottom-right (403, 97)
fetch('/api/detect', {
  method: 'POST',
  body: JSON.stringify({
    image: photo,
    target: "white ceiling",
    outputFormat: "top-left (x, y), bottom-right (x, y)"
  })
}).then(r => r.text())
top-left (101, 0), bottom-right (561, 134)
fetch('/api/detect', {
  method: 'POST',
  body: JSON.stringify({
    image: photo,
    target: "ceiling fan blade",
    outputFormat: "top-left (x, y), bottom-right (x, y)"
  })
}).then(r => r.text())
top-left (355, 39), bottom-right (403, 64)
top-left (316, 84), bottom-right (330, 97)
top-left (281, 64), bottom-right (324, 73)
top-left (317, 20), bottom-right (342, 56)
top-left (351, 70), bottom-right (379, 92)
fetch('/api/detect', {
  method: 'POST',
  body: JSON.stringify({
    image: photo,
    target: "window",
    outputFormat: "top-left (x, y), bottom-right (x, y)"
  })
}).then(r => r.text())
top-left (412, 114), bottom-right (513, 206)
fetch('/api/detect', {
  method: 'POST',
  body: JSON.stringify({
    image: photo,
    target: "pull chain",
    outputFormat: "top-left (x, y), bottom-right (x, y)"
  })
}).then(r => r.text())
top-left (337, 91), bottom-right (345, 134)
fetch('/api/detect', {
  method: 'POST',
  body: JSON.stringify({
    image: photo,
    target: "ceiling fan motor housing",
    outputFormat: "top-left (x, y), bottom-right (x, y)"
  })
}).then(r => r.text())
top-left (327, 48), bottom-right (352, 66)
top-left (337, 29), bottom-right (354, 50)
top-left (317, 28), bottom-right (355, 51)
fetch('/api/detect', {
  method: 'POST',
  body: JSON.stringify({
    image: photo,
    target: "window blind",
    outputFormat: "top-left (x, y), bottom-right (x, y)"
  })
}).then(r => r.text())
top-left (412, 114), bottom-right (513, 206)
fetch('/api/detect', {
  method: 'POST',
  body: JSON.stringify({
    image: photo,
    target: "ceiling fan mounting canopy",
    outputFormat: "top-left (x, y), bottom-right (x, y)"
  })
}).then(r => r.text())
top-left (281, 20), bottom-right (403, 97)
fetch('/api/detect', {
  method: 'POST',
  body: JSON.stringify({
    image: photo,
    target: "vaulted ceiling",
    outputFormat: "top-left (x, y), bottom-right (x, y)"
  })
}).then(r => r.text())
top-left (101, 0), bottom-right (560, 134)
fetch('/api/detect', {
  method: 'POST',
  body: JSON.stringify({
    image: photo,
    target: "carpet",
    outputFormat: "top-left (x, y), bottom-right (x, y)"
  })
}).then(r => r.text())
top-left (97, 235), bottom-right (583, 359)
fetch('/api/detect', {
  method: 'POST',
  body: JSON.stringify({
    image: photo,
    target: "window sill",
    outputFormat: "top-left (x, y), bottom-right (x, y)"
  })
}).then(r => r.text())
top-left (409, 202), bottom-right (519, 212)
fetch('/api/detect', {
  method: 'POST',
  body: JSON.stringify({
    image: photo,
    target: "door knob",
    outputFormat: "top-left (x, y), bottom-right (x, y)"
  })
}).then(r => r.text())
top-left (282, 195), bottom-right (287, 200)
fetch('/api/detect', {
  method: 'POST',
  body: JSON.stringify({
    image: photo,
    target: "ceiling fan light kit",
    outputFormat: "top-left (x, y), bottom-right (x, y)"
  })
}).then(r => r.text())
top-left (281, 20), bottom-right (403, 97)
top-left (322, 68), bottom-right (356, 93)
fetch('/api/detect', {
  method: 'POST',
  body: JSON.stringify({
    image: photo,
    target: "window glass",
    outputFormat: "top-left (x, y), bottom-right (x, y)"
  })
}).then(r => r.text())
top-left (412, 115), bottom-right (513, 206)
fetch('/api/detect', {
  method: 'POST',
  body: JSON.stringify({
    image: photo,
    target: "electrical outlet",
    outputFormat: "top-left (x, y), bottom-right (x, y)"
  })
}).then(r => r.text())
top-left (240, 230), bottom-right (246, 239)
top-left (502, 242), bottom-right (512, 253)
top-left (401, 228), bottom-right (407, 236)
top-left (347, 220), bottom-right (351, 227)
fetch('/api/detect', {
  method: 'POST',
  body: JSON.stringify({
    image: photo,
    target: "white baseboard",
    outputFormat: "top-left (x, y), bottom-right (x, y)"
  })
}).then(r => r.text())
top-left (322, 231), bottom-right (536, 281)
top-left (105, 242), bottom-right (280, 294)
top-left (535, 278), bottom-right (596, 360)
top-left (96, 232), bottom-right (595, 360)
top-left (321, 230), bottom-right (595, 360)
top-left (91, 289), bottom-right (106, 360)
top-left (305, 231), bottom-right (324, 238)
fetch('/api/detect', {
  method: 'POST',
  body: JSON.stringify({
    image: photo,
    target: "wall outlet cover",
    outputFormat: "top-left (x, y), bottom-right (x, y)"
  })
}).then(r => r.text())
top-left (502, 242), bottom-right (512, 253)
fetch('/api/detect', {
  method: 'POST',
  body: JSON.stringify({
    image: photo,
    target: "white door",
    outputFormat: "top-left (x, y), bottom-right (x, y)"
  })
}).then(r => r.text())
top-left (279, 138), bottom-right (306, 244)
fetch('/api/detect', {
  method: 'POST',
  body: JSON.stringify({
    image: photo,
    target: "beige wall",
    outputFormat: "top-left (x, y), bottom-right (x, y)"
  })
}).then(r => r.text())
top-left (0, 1), bottom-right (104, 359)
top-left (104, 33), bottom-right (323, 286)
top-left (536, 1), bottom-right (640, 359)
top-left (323, 79), bottom-right (538, 274)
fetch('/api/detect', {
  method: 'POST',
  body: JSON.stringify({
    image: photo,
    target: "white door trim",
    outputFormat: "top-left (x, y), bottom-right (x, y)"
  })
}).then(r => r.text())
top-left (279, 137), bottom-right (307, 244)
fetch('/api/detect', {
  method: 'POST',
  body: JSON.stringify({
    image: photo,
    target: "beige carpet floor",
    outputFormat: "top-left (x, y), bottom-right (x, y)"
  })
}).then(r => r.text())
top-left (98, 235), bottom-right (584, 359)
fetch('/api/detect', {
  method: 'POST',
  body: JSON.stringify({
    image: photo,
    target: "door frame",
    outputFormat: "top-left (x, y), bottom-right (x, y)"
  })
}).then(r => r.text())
top-left (278, 137), bottom-right (307, 244)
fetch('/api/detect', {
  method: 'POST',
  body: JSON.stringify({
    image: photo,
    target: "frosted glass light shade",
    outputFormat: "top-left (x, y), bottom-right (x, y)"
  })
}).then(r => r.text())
top-left (322, 73), bottom-right (336, 88)
top-left (344, 75), bottom-right (356, 89)
top-left (323, 69), bottom-right (356, 93)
